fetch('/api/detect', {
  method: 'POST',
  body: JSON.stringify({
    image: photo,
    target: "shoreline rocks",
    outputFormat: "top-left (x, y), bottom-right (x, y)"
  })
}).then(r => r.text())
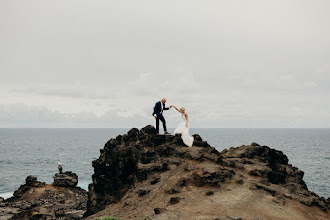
top-left (0, 171), bottom-right (87, 220)
top-left (53, 171), bottom-right (79, 187)
top-left (1, 125), bottom-right (329, 220)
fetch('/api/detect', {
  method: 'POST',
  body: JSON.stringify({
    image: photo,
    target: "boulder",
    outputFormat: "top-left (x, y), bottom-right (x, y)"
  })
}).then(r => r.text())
top-left (192, 134), bottom-right (203, 141)
top-left (1, 172), bottom-right (87, 220)
top-left (25, 175), bottom-right (46, 186)
top-left (53, 171), bottom-right (78, 187)
top-left (128, 127), bottom-right (139, 136)
top-left (140, 125), bottom-right (157, 134)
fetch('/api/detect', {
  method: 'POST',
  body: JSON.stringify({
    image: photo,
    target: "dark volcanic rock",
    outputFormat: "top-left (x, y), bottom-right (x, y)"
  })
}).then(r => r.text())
top-left (140, 125), bottom-right (157, 134)
top-left (137, 188), bottom-right (151, 196)
top-left (84, 127), bottom-right (330, 219)
top-left (222, 143), bottom-right (329, 212)
top-left (53, 171), bottom-right (78, 187)
top-left (151, 176), bottom-right (161, 185)
top-left (154, 207), bottom-right (166, 214)
top-left (190, 169), bottom-right (235, 187)
top-left (192, 134), bottom-right (203, 141)
top-left (84, 125), bottom-right (218, 217)
top-left (128, 127), bottom-right (139, 136)
top-left (1, 172), bottom-right (87, 220)
top-left (169, 196), bottom-right (181, 204)
top-left (25, 175), bottom-right (46, 186)
top-left (13, 176), bottom-right (45, 198)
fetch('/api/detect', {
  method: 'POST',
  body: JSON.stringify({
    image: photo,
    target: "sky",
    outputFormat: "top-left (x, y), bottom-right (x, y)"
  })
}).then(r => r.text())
top-left (0, 0), bottom-right (329, 128)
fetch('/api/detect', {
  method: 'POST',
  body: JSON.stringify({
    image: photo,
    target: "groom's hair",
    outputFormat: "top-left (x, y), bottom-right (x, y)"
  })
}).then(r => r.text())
top-left (161, 98), bottom-right (167, 103)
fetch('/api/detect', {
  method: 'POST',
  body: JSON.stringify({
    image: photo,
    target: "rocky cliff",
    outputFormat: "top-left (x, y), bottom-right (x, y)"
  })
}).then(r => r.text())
top-left (84, 125), bottom-right (330, 220)
top-left (0, 171), bottom-right (87, 219)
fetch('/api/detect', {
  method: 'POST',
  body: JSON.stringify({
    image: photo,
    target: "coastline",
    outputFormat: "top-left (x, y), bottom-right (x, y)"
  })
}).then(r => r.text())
top-left (0, 192), bottom-right (13, 200)
top-left (1, 126), bottom-right (329, 219)
top-left (0, 182), bottom-right (90, 200)
top-left (1, 128), bottom-right (329, 200)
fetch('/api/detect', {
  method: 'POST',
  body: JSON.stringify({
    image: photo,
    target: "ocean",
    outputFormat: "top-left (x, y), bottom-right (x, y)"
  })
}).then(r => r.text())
top-left (0, 128), bottom-right (329, 199)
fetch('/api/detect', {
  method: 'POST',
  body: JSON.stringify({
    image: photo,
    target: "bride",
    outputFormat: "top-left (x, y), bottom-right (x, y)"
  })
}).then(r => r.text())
top-left (170, 105), bottom-right (194, 147)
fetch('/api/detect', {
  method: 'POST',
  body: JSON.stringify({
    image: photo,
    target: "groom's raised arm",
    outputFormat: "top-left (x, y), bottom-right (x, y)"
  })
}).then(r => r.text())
top-left (163, 104), bottom-right (169, 111)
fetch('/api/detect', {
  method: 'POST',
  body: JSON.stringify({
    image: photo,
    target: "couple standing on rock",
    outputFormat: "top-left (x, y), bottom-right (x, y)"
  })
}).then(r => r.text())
top-left (152, 98), bottom-right (194, 147)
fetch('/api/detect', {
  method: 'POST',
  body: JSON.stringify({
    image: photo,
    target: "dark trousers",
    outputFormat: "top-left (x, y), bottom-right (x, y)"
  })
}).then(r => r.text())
top-left (156, 114), bottom-right (167, 133)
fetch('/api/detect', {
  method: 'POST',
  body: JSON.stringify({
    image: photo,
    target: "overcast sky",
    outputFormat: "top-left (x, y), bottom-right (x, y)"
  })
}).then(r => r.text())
top-left (0, 0), bottom-right (329, 128)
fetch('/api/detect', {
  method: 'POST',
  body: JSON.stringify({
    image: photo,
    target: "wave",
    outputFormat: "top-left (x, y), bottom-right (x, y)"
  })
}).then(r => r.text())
top-left (0, 192), bottom-right (14, 199)
top-left (77, 180), bottom-right (91, 191)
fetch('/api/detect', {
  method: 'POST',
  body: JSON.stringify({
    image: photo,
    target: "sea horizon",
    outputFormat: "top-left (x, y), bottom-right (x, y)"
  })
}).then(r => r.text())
top-left (1, 127), bottom-right (329, 200)
top-left (1, 127), bottom-right (330, 129)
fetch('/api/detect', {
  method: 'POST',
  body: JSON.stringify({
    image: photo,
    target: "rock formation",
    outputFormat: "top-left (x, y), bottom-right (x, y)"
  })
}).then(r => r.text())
top-left (53, 171), bottom-right (79, 187)
top-left (84, 125), bottom-right (330, 220)
top-left (0, 172), bottom-right (87, 219)
top-left (1, 125), bottom-right (329, 220)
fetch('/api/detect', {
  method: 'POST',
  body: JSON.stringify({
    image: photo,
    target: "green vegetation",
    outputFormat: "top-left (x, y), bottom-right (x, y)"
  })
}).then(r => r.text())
top-left (95, 215), bottom-right (120, 220)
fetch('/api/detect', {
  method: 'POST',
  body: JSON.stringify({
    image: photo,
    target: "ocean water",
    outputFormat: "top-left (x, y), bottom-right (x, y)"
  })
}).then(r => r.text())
top-left (0, 128), bottom-right (329, 199)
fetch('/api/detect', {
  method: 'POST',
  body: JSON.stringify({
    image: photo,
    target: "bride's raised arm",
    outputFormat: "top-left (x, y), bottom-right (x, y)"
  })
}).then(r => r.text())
top-left (171, 105), bottom-right (181, 113)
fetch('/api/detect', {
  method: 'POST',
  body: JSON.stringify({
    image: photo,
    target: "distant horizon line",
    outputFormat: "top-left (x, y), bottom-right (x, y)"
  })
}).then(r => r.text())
top-left (0, 127), bottom-right (329, 129)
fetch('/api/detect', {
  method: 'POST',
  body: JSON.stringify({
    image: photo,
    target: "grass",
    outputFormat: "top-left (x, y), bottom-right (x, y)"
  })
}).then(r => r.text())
top-left (95, 216), bottom-right (120, 220)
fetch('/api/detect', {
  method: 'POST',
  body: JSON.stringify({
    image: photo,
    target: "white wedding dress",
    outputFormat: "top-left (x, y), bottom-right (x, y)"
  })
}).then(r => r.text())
top-left (174, 114), bottom-right (194, 147)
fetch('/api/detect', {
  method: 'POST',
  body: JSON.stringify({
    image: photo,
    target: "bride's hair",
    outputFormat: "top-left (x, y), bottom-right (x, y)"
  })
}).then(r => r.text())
top-left (180, 107), bottom-right (185, 113)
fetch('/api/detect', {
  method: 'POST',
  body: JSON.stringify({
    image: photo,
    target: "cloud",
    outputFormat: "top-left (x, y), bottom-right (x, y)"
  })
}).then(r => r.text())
top-left (0, 104), bottom-right (151, 128)
top-left (0, 1), bottom-right (329, 127)
top-left (0, 104), bottom-right (66, 127)
top-left (11, 84), bottom-right (113, 100)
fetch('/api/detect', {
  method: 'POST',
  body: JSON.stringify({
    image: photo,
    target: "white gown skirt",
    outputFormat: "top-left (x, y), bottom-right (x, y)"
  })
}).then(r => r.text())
top-left (174, 121), bottom-right (194, 147)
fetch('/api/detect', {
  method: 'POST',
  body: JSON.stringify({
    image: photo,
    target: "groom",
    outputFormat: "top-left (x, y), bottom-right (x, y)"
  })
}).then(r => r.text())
top-left (152, 98), bottom-right (171, 135)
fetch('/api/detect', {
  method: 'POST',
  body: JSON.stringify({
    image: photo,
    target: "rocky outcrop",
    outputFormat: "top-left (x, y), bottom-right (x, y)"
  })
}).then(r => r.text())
top-left (84, 125), bottom-right (216, 217)
top-left (84, 125), bottom-right (330, 220)
top-left (0, 172), bottom-right (87, 220)
top-left (221, 143), bottom-right (329, 211)
top-left (53, 171), bottom-right (78, 187)
top-left (25, 175), bottom-right (46, 187)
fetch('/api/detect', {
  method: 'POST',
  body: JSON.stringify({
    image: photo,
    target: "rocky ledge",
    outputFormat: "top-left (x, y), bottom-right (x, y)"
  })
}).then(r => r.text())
top-left (0, 171), bottom-right (87, 220)
top-left (85, 125), bottom-right (330, 220)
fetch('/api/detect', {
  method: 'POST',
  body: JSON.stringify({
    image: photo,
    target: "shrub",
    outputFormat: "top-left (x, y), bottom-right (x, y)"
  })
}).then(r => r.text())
top-left (95, 215), bottom-right (120, 220)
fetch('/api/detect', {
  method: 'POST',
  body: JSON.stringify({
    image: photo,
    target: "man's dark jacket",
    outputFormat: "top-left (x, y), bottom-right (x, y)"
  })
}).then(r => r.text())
top-left (152, 101), bottom-right (169, 116)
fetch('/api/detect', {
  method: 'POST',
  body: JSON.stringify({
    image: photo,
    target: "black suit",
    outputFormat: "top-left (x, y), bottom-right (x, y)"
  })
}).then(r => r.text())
top-left (152, 101), bottom-right (169, 133)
